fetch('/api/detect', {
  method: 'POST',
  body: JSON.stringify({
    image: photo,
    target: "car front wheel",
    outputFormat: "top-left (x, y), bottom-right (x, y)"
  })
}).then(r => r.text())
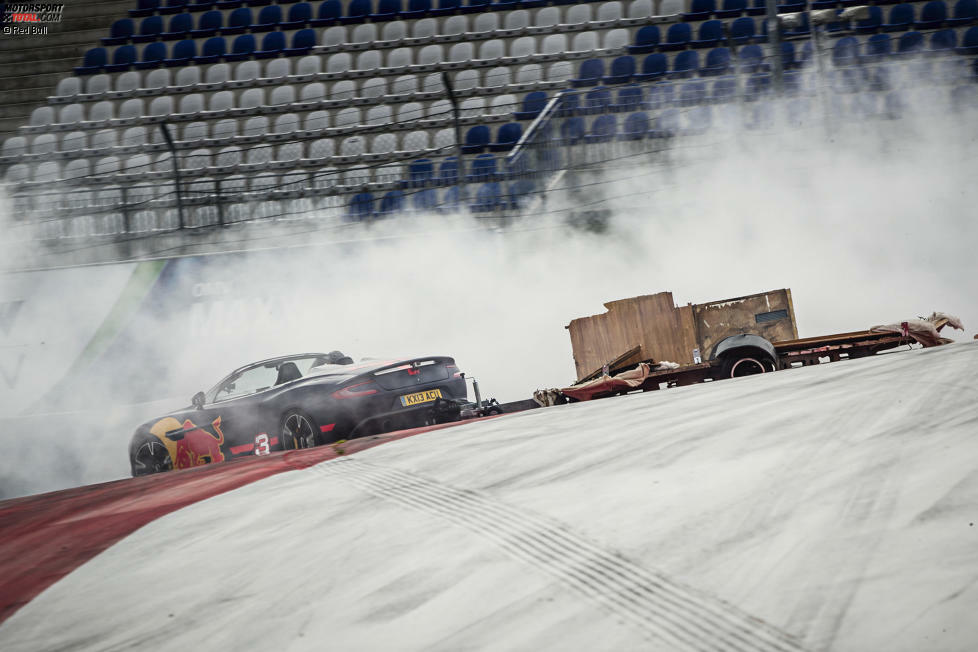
top-left (131, 435), bottom-right (173, 476)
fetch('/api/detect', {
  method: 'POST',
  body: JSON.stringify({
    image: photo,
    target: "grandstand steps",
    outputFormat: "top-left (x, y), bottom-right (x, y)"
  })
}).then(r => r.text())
top-left (0, 0), bottom-right (130, 141)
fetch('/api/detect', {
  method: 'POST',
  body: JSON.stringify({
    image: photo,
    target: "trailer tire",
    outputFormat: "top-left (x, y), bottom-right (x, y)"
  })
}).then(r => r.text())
top-left (721, 353), bottom-right (770, 378)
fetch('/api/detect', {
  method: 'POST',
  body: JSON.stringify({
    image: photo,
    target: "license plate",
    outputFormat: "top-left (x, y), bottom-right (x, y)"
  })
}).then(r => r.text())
top-left (399, 388), bottom-right (442, 407)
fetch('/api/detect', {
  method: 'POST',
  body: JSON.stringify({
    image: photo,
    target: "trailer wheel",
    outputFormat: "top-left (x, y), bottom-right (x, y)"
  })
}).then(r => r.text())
top-left (721, 355), bottom-right (769, 378)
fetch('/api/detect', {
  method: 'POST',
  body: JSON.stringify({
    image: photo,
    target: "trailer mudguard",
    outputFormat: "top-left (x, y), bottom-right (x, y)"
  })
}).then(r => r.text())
top-left (711, 334), bottom-right (777, 362)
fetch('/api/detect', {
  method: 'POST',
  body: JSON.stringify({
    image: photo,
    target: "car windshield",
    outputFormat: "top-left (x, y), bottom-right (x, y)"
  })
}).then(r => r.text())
top-left (208, 355), bottom-right (326, 403)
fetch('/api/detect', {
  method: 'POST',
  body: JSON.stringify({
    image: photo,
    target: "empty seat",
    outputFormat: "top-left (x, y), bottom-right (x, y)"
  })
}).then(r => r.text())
top-left (603, 56), bottom-right (636, 84)
top-left (703, 47), bottom-right (732, 75)
top-left (854, 6), bottom-right (883, 33)
top-left (105, 45), bottom-right (138, 73)
top-left (635, 53), bottom-right (667, 80)
top-left (226, 34), bottom-right (256, 61)
top-left (915, 1), bottom-right (947, 28)
top-left (571, 59), bottom-right (604, 87)
top-left (629, 25), bottom-right (661, 54)
top-left (133, 16), bottom-right (164, 44)
top-left (896, 30), bottom-right (924, 55)
top-left (662, 22), bottom-right (692, 51)
top-left (729, 16), bottom-right (755, 43)
top-left (833, 36), bottom-right (860, 65)
top-left (103, 19), bottom-right (135, 46)
top-left (514, 91), bottom-right (548, 120)
top-left (694, 20), bottom-right (724, 48)
top-left (683, 0), bottom-right (716, 20)
top-left (466, 155), bottom-right (496, 184)
top-left (929, 28), bottom-right (958, 51)
top-left (619, 111), bottom-right (649, 139)
top-left (342, 0), bottom-right (373, 24)
top-left (162, 13), bottom-right (193, 40)
top-left (883, 4), bottom-right (915, 32)
top-left (311, 0), bottom-right (343, 26)
top-left (957, 25), bottom-right (978, 54)
top-left (491, 123), bottom-right (522, 151)
top-left (224, 8), bottom-right (253, 35)
top-left (865, 33), bottom-right (892, 59)
top-left (462, 125), bottom-right (490, 153)
top-left (256, 31), bottom-right (285, 58)
top-left (948, 0), bottom-right (978, 25)
top-left (671, 50), bottom-right (699, 77)
top-left (196, 37), bottom-right (226, 64)
top-left (192, 11), bottom-right (222, 38)
top-left (716, 0), bottom-right (747, 18)
top-left (165, 39), bottom-right (196, 66)
top-left (252, 5), bottom-right (282, 32)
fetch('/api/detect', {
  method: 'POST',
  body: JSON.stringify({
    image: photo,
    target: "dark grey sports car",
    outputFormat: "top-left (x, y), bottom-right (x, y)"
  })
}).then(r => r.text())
top-left (129, 351), bottom-right (467, 476)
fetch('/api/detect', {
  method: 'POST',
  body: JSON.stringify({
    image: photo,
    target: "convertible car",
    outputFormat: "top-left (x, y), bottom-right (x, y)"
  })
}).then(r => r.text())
top-left (129, 351), bottom-right (467, 476)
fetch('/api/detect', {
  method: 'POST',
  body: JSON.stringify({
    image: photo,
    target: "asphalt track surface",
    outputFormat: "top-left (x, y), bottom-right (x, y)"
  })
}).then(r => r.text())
top-left (0, 341), bottom-right (976, 651)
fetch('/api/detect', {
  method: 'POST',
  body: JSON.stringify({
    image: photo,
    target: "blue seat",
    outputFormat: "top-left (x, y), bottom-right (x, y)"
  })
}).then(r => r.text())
top-left (929, 28), bottom-right (958, 52)
top-left (341, 0), bottom-right (372, 23)
top-left (472, 183), bottom-right (502, 213)
top-left (74, 47), bottom-right (108, 75)
top-left (281, 2), bottom-right (313, 29)
top-left (897, 30), bottom-right (924, 55)
top-left (678, 80), bottom-right (708, 105)
top-left (682, 0), bottom-right (715, 21)
top-left (348, 192), bottom-right (375, 220)
top-left (413, 188), bottom-right (439, 211)
top-left (693, 20), bottom-right (724, 48)
top-left (865, 33), bottom-right (892, 59)
top-left (556, 90), bottom-right (581, 117)
top-left (214, 0), bottom-right (242, 8)
top-left (948, 0), bottom-right (977, 25)
top-left (620, 111), bottom-right (649, 140)
top-left (610, 85), bottom-right (643, 112)
top-left (371, 0), bottom-right (402, 20)
top-left (160, 0), bottom-right (188, 15)
top-left (628, 25), bottom-right (661, 54)
top-left (776, 0), bottom-right (805, 12)
top-left (571, 59), bottom-right (605, 87)
top-left (311, 0), bottom-right (342, 25)
top-left (135, 41), bottom-right (168, 70)
top-left (746, 0), bottom-right (766, 15)
top-left (192, 11), bottom-right (223, 37)
top-left (662, 23), bottom-right (692, 51)
top-left (957, 25), bottom-right (978, 53)
top-left (430, 0), bottom-right (460, 16)
top-left (165, 39), bottom-right (197, 66)
top-left (161, 13), bottom-right (193, 40)
top-left (225, 33), bottom-right (256, 61)
top-left (195, 36), bottom-right (227, 63)
top-left (467, 153), bottom-right (498, 181)
top-left (285, 28), bottom-right (316, 55)
top-left (462, 0), bottom-right (490, 14)
top-left (738, 43), bottom-right (765, 71)
top-left (462, 125), bottom-right (491, 154)
top-left (585, 115), bottom-right (617, 143)
top-left (103, 44), bottom-right (137, 72)
top-left (651, 108), bottom-right (680, 138)
top-left (711, 76), bottom-right (736, 102)
top-left (582, 86), bottom-right (612, 114)
top-left (132, 15), bottom-right (164, 44)
top-left (646, 83), bottom-right (675, 109)
top-left (189, 0), bottom-right (216, 9)
top-left (223, 8), bottom-right (252, 34)
top-left (915, 0), bottom-right (947, 28)
top-left (671, 50), bottom-right (699, 78)
top-left (102, 19), bottom-right (135, 46)
top-left (603, 56), bottom-right (636, 84)
top-left (129, 0), bottom-right (160, 18)
top-left (560, 117), bottom-right (586, 144)
top-left (402, 0), bottom-right (432, 18)
top-left (780, 41), bottom-right (796, 69)
top-left (744, 73), bottom-right (771, 101)
top-left (883, 4), bottom-right (915, 31)
top-left (255, 31), bottom-right (285, 58)
top-left (702, 47), bottom-right (731, 75)
top-left (729, 16), bottom-right (755, 43)
top-left (507, 180), bottom-right (536, 211)
top-left (491, 123), bottom-right (522, 152)
top-left (513, 91), bottom-right (548, 120)
top-left (251, 4), bottom-right (282, 31)
top-left (833, 36), bottom-right (860, 66)
top-left (406, 159), bottom-right (434, 187)
top-left (716, 0), bottom-right (747, 18)
top-left (433, 157), bottom-right (458, 186)
top-left (851, 5), bottom-right (881, 32)
top-left (785, 12), bottom-right (810, 36)
top-left (634, 53), bottom-right (667, 81)
top-left (378, 190), bottom-right (405, 216)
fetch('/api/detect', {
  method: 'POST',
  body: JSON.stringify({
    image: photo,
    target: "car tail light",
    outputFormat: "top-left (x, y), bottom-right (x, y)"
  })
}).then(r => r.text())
top-left (332, 381), bottom-right (378, 400)
top-left (446, 363), bottom-right (462, 378)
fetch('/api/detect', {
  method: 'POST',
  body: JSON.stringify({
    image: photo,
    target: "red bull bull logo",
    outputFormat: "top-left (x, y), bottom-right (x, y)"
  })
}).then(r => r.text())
top-left (149, 416), bottom-right (226, 470)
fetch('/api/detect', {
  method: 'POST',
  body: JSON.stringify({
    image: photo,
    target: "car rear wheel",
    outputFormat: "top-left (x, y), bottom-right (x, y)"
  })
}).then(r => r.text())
top-left (281, 409), bottom-right (320, 450)
top-left (132, 435), bottom-right (172, 476)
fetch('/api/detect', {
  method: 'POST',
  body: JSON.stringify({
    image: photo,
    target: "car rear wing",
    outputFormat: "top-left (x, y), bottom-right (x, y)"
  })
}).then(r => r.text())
top-left (370, 356), bottom-right (459, 391)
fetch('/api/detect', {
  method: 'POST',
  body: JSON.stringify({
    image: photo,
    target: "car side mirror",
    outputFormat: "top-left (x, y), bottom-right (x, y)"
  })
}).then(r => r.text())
top-left (192, 391), bottom-right (206, 409)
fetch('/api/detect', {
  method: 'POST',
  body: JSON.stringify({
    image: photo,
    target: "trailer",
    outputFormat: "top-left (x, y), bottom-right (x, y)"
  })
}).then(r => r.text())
top-left (558, 289), bottom-right (958, 402)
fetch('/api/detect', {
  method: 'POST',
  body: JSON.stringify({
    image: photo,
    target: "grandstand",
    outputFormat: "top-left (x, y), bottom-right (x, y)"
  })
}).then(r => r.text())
top-left (0, 0), bottom-right (975, 260)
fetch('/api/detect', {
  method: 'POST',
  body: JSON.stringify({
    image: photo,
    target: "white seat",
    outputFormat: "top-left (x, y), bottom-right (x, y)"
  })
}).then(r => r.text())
top-left (246, 146), bottom-right (272, 165)
top-left (391, 74), bottom-right (418, 95)
top-left (397, 101), bottom-right (423, 122)
top-left (312, 167), bottom-right (338, 190)
top-left (301, 82), bottom-right (327, 102)
top-left (572, 31), bottom-right (598, 52)
top-left (597, 1), bottom-right (623, 20)
top-left (432, 128), bottom-right (455, 150)
top-left (327, 52), bottom-right (352, 73)
top-left (296, 55), bottom-right (321, 76)
top-left (235, 60), bottom-right (261, 83)
top-left (505, 9), bottom-right (530, 29)
top-left (603, 28), bottom-right (629, 49)
top-left (143, 68), bottom-right (171, 91)
top-left (216, 147), bottom-right (242, 168)
top-left (88, 101), bottom-right (113, 123)
top-left (91, 129), bottom-right (118, 150)
top-left (422, 73), bottom-right (444, 93)
top-left (4, 164), bottom-right (29, 184)
top-left (473, 12), bottom-right (498, 33)
top-left (305, 110), bottom-right (330, 131)
top-left (343, 167), bottom-right (370, 187)
top-left (119, 98), bottom-right (145, 121)
top-left (34, 161), bottom-right (61, 183)
top-left (242, 116), bottom-right (269, 137)
top-left (362, 77), bottom-right (387, 99)
top-left (382, 20), bottom-right (407, 42)
top-left (427, 99), bottom-right (451, 120)
top-left (357, 50), bottom-right (381, 71)
top-left (659, 0), bottom-right (683, 14)
top-left (340, 136), bottom-right (366, 157)
top-left (490, 94), bottom-right (517, 115)
top-left (86, 74), bottom-right (111, 95)
top-left (331, 79), bottom-right (356, 100)
top-left (454, 69), bottom-right (479, 91)
top-left (61, 131), bottom-right (87, 152)
top-left (306, 138), bottom-right (335, 160)
top-left (205, 63), bottom-right (230, 85)
top-left (182, 121), bottom-right (210, 142)
top-left (187, 177), bottom-right (216, 202)
top-left (484, 66), bottom-right (511, 88)
top-left (55, 77), bottom-right (81, 98)
top-left (321, 25), bottom-right (346, 47)
top-left (335, 107), bottom-right (361, 128)
top-left (63, 159), bottom-right (91, 182)
top-left (279, 170), bottom-right (308, 192)
top-left (211, 119), bottom-right (238, 139)
top-left (30, 106), bottom-right (55, 127)
top-left (116, 71), bottom-right (140, 93)
top-left (125, 153), bottom-right (151, 176)
top-left (566, 5), bottom-right (592, 24)
top-left (534, 7), bottom-right (560, 27)
top-left (510, 36), bottom-right (535, 59)
top-left (153, 152), bottom-right (173, 173)
top-left (59, 103), bottom-right (84, 125)
top-left (479, 39), bottom-right (504, 61)
top-left (150, 96), bottom-right (174, 117)
top-left (412, 18), bottom-right (436, 39)
top-left (269, 85), bottom-right (295, 107)
top-left (516, 64), bottom-right (543, 84)
top-left (264, 58), bottom-right (290, 81)
top-left (401, 130), bottom-right (430, 151)
top-left (93, 156), bottom-right (120, 175)
top-left (375, 162), bottom-right (402, 183)
top-left (443, 15), bottom-right (467, 36)
top-left (418, 44), bottom-right (443, 66)
top-left (543, 34), bottom-right (568, 55)
top-left (249, 173), bottom-right (277, 194)
top-left (351, 23), bottom-right (377, 44)
top-left (628, 0), bottom-right (654, 18)
top-left (365, 105), bottom-right (391, 126)
top-left (274, 142), bottom-right (302, 164)
top-left (387, 47), bottom-right (413, 68)
top-left (371, 133), bottom-right (396, 154)
top-left (459, 97), bottom-right (485, 118)
top-left (175, 66), bottom-right (200, 87)
top-left (179, 93), bottom-right (205, 116)
top-left (548, 61), bottom-right (574, 82)
top-left (239, 88), bottom-right (265, 110)
top-left (273, 113), bottom-right (300, 135)
top-left (31, 134), bottom-right (57, 155)
top-left (448, 42), bottom-right (473, 63)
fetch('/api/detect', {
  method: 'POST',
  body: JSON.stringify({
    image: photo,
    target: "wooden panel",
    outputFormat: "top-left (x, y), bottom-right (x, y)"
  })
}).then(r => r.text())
top-left (692, 289), bottom-right (798, 358)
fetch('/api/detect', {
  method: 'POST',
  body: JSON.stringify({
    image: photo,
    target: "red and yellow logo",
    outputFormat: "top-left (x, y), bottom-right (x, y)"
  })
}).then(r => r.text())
top-left (149, 416), bottom-right (226, 470)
